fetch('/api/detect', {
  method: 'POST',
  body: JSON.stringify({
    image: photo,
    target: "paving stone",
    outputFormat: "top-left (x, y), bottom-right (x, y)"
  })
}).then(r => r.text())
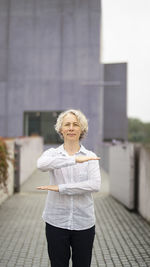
top-left (0, 170), bottom-right (150, 267)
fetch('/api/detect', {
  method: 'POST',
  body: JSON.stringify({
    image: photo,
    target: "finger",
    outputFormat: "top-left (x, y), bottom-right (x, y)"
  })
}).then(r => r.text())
top-left (90, 157), bottom-right (101, 160)
top-left (36, 186), bottom-right (43, 190)
top-left (36, 186), bottom-right (48, 190)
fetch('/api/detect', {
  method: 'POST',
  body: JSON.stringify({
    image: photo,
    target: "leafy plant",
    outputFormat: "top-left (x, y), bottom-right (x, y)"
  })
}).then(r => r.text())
top-left (0, 137), bottom-right (13, 192)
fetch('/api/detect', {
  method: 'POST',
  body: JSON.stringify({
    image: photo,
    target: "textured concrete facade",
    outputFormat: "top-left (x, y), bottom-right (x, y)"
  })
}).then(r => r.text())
top-left (0, 0), bottom-right (9, 136)
top-left (0, 0), bottom-right (102, 152)
top-left (0, 0), bottom-right (128, 152)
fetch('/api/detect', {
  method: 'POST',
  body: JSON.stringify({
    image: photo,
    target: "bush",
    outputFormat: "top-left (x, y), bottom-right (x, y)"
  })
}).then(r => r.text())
top-left (0, 137), bottom-right (13, 192)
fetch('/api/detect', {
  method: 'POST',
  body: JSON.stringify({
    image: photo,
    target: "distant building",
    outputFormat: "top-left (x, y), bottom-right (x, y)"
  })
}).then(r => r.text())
top-left (0, 0), bottom-right (127, 153)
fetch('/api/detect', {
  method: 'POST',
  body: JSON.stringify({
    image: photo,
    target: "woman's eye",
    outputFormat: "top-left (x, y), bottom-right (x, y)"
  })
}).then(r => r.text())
top-left (64, 123), bottom-right (79, 127)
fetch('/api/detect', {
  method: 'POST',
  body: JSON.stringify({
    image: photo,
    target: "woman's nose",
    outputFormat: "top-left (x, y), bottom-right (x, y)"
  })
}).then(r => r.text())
top-left (69, 124), bottom-right (73, 130)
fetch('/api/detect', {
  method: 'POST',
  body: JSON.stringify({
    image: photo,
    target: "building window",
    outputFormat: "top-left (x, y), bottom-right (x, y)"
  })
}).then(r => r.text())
top-left (24, 111), bottom-right (63, 144)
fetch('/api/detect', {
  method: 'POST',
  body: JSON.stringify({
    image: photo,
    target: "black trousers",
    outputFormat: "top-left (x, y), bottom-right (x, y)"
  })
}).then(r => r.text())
top-left (45, 223), bottom-right (95, 267)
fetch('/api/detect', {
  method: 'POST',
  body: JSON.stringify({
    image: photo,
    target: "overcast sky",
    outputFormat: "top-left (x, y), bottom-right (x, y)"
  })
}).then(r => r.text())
top-left (101, 0), bottom-right (150, 122)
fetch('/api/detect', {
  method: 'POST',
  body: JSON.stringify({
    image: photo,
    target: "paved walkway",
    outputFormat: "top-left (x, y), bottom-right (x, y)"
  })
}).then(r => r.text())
top-left (0, 169), bottom-right (150, 267)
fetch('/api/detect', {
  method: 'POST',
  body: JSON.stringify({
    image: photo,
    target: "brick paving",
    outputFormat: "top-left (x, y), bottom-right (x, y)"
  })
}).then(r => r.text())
top-left (0, 169), bottom-right (150, 267)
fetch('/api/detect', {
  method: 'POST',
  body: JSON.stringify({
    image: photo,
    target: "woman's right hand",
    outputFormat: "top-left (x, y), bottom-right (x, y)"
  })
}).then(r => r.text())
top-left (76, 156), bottom-right (100, 163)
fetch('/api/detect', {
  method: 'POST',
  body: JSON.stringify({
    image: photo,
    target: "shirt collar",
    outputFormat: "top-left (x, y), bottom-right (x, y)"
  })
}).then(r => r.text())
top-left (78, 145), bottom-right (88, 155)
top-left (57, 144), bottom-right (88, 156)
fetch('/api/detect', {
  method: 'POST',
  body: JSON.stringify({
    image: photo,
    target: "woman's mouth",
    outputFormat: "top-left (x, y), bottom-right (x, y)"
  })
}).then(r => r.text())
top-left (67, 134), bottom-right (76, 136)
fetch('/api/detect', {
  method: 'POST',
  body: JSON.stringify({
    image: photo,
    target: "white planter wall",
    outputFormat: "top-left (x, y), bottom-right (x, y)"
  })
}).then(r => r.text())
top-left (109, 143), bottom-right (135, 210)
top-left (138, 146), bottom-right (150, 222)
top-left (15, 137), bottom-right (43, 185)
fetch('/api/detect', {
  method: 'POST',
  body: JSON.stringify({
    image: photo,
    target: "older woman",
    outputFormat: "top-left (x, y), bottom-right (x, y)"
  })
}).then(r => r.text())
top-left (37, 109), bottom-right (101, 267)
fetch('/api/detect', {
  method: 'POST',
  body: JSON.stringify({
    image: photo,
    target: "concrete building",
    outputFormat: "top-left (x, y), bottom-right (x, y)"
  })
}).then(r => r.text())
top-left (0, 0), bottom-right (127, 153)
top-left (103, 63), bottom-right (127, 141)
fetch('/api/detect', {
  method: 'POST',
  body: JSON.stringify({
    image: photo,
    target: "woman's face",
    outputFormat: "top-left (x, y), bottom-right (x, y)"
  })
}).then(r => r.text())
top-left (61, 113), bottom-right (82, 142)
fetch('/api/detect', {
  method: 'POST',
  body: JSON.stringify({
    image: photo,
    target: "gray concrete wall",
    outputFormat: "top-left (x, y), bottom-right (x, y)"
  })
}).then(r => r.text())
top-left (0, 82), bottom-right (6, 136)
top-left (100, 142), bottom-right (110, 173)
top-left (0, 0), bottom-right (8, 81)
top-left (0, 0), bottom-right (9, 136)
top-left (0, 0), bottom-right (102, 152)
top-left (103, 63), bottom-right (128, 141)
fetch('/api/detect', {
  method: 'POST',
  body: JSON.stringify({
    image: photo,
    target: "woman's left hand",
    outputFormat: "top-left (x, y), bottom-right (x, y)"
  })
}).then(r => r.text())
top-left (36, 185), bottom-right (59, 192)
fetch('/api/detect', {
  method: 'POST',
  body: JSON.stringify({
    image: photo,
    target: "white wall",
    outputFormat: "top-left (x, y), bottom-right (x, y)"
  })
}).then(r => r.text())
top-left (109, 143), bottom-right (135, 209)
top-left (15, 137), bottom-right (43, 185)
top-left (0, 137), bottom-right (43, 205)
top-left (138, 146), bottom-right (150, 222)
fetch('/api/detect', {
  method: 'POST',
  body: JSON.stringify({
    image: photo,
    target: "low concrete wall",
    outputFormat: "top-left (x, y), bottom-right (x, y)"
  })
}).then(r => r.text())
top-left (0, 137), bottom-right (43, 205)
top-left (0, 140), bottom-right (14, 205)
top-left (138, 146), bottom-right (150, 222)
top-left (109, 143), bottom-right (135, 210)
top-left (100, 143), bottom-right (110, 173)
top-left (15, 137), bottom-right (43, 185)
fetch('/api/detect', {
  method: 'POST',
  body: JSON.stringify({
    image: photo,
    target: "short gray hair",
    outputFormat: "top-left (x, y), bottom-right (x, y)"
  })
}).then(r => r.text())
top-left (55, 109), bottom-right (88, 140)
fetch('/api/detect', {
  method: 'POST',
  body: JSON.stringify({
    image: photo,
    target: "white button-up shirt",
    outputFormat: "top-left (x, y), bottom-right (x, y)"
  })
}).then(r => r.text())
top-left (37, 144), bottom-right (101, 230)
